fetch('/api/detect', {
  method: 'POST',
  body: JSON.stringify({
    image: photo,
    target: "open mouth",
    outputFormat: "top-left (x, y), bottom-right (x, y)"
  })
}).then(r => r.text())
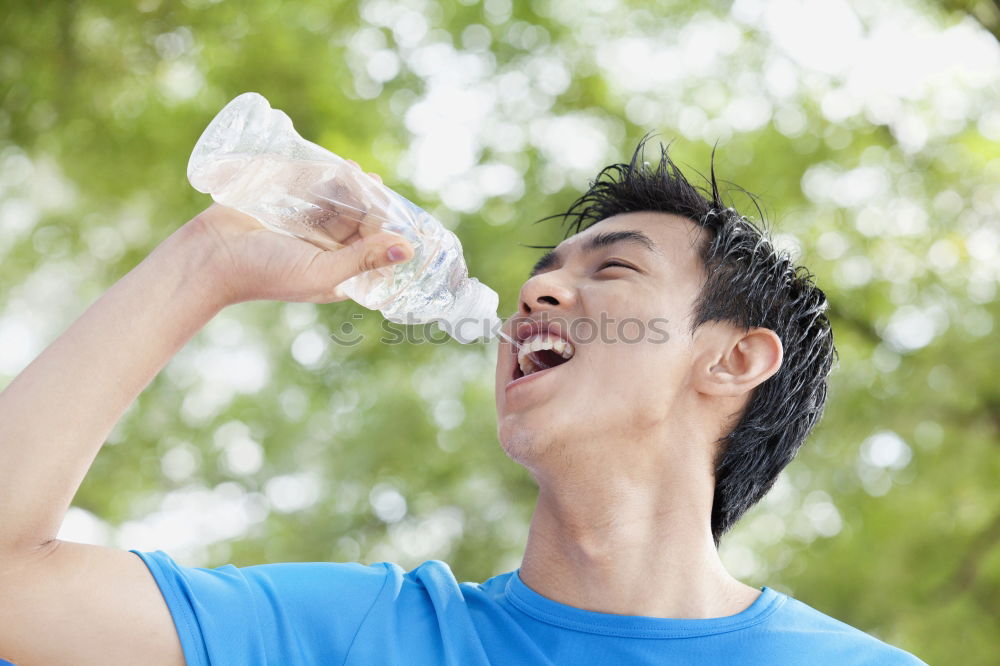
top-left (511, 331), bottom-right (575, 381)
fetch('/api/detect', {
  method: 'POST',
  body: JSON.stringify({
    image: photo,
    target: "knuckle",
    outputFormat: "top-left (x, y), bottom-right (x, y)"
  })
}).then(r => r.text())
top-left (358, 248), bottom-right (384, 272)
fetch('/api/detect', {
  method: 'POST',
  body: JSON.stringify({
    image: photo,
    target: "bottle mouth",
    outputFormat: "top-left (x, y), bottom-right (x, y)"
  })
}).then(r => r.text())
top-left (436, 279), bottom-right (501, 343)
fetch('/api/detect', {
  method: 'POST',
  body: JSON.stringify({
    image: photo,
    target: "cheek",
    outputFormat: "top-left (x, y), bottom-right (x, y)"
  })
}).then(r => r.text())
top-left (600, 340), bottom-right (686, 415)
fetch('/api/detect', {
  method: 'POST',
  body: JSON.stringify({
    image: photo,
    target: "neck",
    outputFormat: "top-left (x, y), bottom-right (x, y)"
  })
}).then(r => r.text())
top-left (518, 461), bottom-right (759, 619)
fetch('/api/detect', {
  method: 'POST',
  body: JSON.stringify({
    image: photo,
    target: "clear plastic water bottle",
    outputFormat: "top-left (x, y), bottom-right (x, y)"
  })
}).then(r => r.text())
top-left (187, 92), bottom-right (500, 344)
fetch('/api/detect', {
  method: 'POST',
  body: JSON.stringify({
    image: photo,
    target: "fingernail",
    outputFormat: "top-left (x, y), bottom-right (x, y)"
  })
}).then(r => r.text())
top-left (387, 245), bottom-right (408, 262)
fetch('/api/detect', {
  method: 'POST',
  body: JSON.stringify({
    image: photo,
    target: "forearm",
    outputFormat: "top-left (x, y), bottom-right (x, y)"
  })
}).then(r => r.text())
top-left (0, 218), bottom-right (228, 555)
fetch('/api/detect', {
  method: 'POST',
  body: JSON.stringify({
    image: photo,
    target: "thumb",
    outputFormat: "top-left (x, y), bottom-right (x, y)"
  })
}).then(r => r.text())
top-left (319, 232), bottom-right (414, 295)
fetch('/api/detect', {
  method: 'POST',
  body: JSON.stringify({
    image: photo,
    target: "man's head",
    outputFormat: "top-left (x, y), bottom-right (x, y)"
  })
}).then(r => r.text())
top-left (494, 139), bottom-right (835, 546)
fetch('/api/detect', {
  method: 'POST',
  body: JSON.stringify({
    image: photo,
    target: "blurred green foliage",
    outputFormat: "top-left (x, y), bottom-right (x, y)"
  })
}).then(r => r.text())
top-left (2, 0), bottom-right (999, 662)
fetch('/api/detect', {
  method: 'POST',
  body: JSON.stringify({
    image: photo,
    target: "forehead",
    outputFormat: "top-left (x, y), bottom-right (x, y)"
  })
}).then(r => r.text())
top-left (558, 211), bottom-right (706, 272)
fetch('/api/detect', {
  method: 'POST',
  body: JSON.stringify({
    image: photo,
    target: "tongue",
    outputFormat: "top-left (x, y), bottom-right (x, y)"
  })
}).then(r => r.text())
top-left (530, 349), bottom-right (568, 370)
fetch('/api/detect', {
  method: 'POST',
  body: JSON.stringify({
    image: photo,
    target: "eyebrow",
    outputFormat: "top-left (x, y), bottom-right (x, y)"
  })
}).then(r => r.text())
top-left (529, 230), bottom-right (661, 277)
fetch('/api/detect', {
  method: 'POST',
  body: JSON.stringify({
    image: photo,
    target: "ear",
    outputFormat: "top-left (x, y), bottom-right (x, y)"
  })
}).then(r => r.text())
top-left (694, 327), bottom-right (783, 397)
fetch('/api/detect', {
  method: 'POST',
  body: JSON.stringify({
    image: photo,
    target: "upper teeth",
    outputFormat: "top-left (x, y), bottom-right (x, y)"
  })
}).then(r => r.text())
top-left (517, 332), bottom-right (575, 377)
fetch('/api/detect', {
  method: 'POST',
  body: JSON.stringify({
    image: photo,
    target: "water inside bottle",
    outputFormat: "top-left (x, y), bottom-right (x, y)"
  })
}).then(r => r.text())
top-left (200, 153), bottom-right (400, 250)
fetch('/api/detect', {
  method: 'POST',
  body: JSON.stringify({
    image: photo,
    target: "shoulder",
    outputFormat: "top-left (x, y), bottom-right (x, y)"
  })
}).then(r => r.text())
top-left (135, 548), bottom-right (393, 600)
top-left (130, 550), bottom-right (402, 664)
top-left (762, 590), bottom-right (926, 665)
top-left (382, 559), bottom-right (513, 603)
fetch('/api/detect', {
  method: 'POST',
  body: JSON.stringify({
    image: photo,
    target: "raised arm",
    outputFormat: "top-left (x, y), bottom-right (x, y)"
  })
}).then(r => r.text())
top-left (0, 201), bottom-right (412, 665)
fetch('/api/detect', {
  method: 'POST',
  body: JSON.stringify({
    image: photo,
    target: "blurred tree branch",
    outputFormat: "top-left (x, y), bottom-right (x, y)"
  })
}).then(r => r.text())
top-left (935, 0), bottom-right (1000, 40)
top-left (828, 305), bottom-right (882, 346)
top-left (940, 509), bottom-right (1000, 604)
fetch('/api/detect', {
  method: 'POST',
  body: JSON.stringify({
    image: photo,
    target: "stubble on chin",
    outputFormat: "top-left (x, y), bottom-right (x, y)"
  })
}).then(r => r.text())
top-left (498, 418), bottom-right (549, 467)
top-left (499, 427), bottom-right (532, 465)
top-left (499, 422), bottom-right (572, 479)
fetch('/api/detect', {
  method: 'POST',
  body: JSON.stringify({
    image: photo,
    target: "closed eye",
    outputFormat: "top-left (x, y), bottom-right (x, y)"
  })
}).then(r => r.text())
top-left (597, 260), bottom-right (636, 272)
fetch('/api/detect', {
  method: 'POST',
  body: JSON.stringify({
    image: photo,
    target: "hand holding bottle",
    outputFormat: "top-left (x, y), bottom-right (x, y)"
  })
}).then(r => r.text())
top-left (190, 193), bottom-right (414, 306)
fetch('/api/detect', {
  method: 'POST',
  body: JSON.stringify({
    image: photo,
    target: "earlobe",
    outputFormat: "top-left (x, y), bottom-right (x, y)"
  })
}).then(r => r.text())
top-left (696, 327), bottom-right (783, 397)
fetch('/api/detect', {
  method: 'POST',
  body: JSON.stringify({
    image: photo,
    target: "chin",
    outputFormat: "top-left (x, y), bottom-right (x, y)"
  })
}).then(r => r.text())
top-left (497, 419), bottom-right (532, 465)
top-left (496, 415), bottom-right (566, 470)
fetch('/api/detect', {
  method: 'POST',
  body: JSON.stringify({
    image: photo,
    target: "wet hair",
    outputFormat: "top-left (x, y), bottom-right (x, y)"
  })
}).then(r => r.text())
top-left (538, 137), bottom-right (836, 547)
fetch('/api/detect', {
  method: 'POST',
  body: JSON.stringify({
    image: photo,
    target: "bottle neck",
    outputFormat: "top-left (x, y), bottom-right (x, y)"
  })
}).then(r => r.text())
top-left (438, 278), bottom-right (500, 343)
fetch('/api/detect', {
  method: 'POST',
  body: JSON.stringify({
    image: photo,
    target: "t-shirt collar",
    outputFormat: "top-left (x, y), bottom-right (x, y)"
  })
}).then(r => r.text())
top-left (504, 569), bottom-right (784, 639)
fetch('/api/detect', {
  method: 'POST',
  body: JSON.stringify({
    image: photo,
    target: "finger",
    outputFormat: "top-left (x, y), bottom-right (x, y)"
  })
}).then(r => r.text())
top-left (343, 158), bottom-right (381, 184)
top-left (312, 232), bottom-right (414, 295)
top-left (336, 229), bottom-right (362, 247)
top-left (316, 209), bottom-right (363, 244)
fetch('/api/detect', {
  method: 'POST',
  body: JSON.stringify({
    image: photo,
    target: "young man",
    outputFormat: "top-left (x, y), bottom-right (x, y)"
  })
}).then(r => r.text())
top-left (0, 143), bottom-right (924, 664)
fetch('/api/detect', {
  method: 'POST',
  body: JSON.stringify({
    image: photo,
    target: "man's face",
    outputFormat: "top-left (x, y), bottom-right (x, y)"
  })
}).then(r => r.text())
top-left (494, 212), bottom-right (710, 477)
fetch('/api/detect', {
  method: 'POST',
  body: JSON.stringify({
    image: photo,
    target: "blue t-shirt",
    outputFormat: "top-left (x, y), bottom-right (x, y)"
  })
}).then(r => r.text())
top-left (132, 549), bottom-right (925, 665)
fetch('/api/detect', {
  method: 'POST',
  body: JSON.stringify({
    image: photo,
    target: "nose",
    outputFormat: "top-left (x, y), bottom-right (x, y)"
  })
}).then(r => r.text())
top-left (518, 271), bottom-right (576, 316)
